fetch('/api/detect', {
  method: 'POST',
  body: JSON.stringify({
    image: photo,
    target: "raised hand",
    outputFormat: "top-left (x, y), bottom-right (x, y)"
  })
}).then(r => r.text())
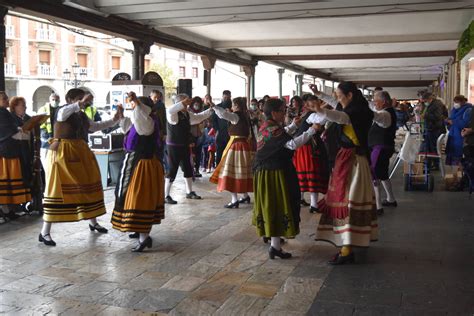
top-left (308, 84), bottom-right (320, 95)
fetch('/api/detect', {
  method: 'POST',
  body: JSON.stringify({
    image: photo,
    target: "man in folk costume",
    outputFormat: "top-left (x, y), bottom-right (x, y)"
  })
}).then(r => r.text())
top-left (111, 93), bottom-right (165, 252)
top-left (210, 97), bottom-right (254, 208)
top-left (0, 92), bottom-right (31, 219)
top-left (164, 94), bottom-right (214, 204)
top-left (39, 88), bottom-right (124, 246)
top-left (292, 94), bottom-right (329, 214)
top-left (310, 82), bottom-right (377, 265)
top-left (369, 91), bottom-right (398, 215)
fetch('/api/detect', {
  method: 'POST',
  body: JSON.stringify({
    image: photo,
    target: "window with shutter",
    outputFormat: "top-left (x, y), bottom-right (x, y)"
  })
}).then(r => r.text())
top-left (39, 50), bottom-right (51, 65)
top-left (77, 53), bottom-right (88, 67)
top-left (112, 56), bottom-right (120, 70)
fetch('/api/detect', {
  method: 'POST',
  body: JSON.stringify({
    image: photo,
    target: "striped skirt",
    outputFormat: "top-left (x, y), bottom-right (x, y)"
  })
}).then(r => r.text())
top-left (316, 148), bottom-right (378, 247)
top-left (43, 139), bottom-right (106, 222)
top-left (210, 136), bottom-right (253, 193)
top-left (0, 156), bottom-right (31, 205)
top-left (293, 142), bottom-right (329, 194)
top-left (111, 152), bottom-right (164, 233)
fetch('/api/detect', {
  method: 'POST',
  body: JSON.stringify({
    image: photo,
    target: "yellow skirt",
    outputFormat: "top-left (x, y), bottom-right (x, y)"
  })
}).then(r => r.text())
top-left (43, 139), bottom-right (106, 222)
top-left (111, 157), bottom-right (165, 233)
top-left (0, 157), bottom-right (31, 204)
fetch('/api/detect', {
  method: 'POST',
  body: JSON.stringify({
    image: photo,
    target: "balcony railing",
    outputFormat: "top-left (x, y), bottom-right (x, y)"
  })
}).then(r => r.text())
top-left (75, 35), bottom-right (91, 45)
top-left (36, 29), bottom-right (56, 42)
top-left (4, 63), bottom-right (16, 76)
top-left (5, 25), bottom-right (15, 38)
top-left (78, 67), bottom-right (94, 79)
top-left (37, 64), bottom-right (56, 77)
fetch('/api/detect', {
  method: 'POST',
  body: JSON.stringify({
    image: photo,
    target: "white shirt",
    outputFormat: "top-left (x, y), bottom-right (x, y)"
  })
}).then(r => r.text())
top-left (318, 92), bottom-right (391, 128)
top-left (120, 103), bottom-right (154, 136)
top-left (213, 106), bottom-right (239, 125)
top-left (56, 102), bottom-right (120, 132)
top-left (166, 101), bottom-right (213, 125)
top-left (285, 127), bottom-right (316, 150)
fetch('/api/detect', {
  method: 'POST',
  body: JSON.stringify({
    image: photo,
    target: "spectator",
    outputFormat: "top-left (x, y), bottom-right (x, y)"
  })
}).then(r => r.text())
top-left (37, 92), bottom-right (60, 158)
top-left (189, 96), bottom-right (205, 178)
top-left (420, 92), bottom-right (446, 169)
top-left (211, 90), bottom-right (232, 165)
top-left (446, 95), bottom-right (472, 166)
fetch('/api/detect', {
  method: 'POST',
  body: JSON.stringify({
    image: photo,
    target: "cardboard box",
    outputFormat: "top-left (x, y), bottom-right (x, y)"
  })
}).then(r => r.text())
top-left (403, 162), bottom-right (425, 175)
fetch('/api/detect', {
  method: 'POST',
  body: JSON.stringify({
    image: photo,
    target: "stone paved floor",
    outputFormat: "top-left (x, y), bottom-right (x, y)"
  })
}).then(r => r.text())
top-left (0, 170), bottom-right (473, 315)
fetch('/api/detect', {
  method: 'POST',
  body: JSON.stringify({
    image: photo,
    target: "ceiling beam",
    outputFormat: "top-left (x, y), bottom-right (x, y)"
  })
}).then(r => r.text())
top-left (0, 0), bottom-right (256, 67)
top-left (352, 80), bottom-right (434, 87)
top-left (255, 50), bottom-right (456, 61)
top-left (212, 33), bottom-right (461, 49)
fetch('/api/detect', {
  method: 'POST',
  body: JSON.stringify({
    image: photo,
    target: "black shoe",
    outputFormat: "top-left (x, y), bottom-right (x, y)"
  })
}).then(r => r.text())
top-left (377, 208), bottom-right (384, 215)
top-left (382, 200), bottom-right (398, 207)
top-left (328, 252), bottom-right (355, 265)
top-left (268, 246), bottom-right (292, 259)
top-left (186, 191), bottom-right (202, 199)
top-left (38, 233), bottom-right (56, 246)
top-left (165, 195), bottom-right (178, 204)
top-left (309, 206), bottom-right (319, 213)
top-left (194, 172), bottom-right (202, 178)
top-left (300, 199), bottom-right (310, 207)
top-left (129, 232), bottom-right (139, 239)
top-left (224, 201), bottom-right (239, 209)
top-left (132, 236), bottom-right (153, 252)
top-left (89, 223), bottom-right (108, 233)
top-left (238, 196), bottom-right (251, 204)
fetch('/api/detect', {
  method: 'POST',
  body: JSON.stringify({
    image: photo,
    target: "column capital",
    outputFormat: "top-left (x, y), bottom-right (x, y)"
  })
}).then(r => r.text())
top-left (241, 65), bottom-right (255, 77)
top-left (201, 55), bottom-right (216, 70)
top-left (277, 68), bottom-right (285, 74)
top-left (132, 40), bottom-right (153, 55)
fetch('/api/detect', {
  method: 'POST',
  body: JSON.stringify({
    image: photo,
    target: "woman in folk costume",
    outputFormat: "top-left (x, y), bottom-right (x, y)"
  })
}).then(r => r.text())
top-left (0, 92), bottom-right (31, 219)
top-left (310, 82), bottom-right (377, 265)
top-left (292, 94), bottom-right (329, 213)
top-left (111, 93), bottom-right (165, 252)
top-left (253, 98), bottom-right (320, 259)
top-left (210, 97), bottom-right (254, 208)
top-left (39, 88), bottom-right (123, 246)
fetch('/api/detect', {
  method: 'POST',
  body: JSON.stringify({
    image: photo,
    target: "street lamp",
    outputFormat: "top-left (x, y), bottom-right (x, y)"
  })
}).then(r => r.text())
top-left (63, 62), bottom-right (87, 88)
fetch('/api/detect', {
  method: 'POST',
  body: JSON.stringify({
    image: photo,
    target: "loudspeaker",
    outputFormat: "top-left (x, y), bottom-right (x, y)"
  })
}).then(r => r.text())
top-left (177, 79), bottom-right (192, 97)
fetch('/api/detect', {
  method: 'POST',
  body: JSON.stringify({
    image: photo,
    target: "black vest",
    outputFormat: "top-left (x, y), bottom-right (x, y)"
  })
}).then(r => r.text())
top-left (368, 107), bottom-right (397, 148)
top-left (167, 111), bottom-right (191, 145)
top-left (294, 112), bottom-right (313, 137)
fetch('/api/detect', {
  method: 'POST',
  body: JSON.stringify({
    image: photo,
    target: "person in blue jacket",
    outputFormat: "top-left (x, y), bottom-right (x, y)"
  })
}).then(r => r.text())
top-left (446, 95), bottom-right (472, 166)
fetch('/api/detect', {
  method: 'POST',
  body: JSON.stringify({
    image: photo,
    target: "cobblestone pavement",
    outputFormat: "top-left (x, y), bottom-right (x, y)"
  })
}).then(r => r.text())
top-left (0, 171), bottom-right (473, 315)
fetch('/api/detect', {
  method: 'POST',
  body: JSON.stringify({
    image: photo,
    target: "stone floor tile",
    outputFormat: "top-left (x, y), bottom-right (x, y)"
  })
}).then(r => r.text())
top-left (0, 290), bottom-right (55, 310)
top-left (168, 298), bottom-right (220, 316)
top-left (211, 240), bottom-right (251, 256)
top-left (100, 305), bottom-right (167, 315)
top-left (306, 300), bottom-right (355, 316)
top-left (263, 292), bottom-right (314, 313)
top-left (181, 262), bottom-right (221, 279)
top-left (122, 271), bottom-right (172, 291)
top-left (161, 275), bottom-right (206, 292)
top-left (238, 281), bottom-right (279, 299)
top-left (247, 264), bottom-right (295, 286)
top-left (53, 280), bottom-right (118, 303)
top-left (196, 253), bottom-right (239, 268)
top-left (214, 294), bottom-right (270, 316)
top-left (191, 282), bottom-right (235, 304)
top-left (281, 277), bottom-right (323, 296)
top-left (132, 289), bottom-right (187, 313)
top-left (223, 258), bottom-right (266, 274)
top-left (208, 270), bottom-right (251, 286)
top-left (97, 288), bottom-right (149, 308)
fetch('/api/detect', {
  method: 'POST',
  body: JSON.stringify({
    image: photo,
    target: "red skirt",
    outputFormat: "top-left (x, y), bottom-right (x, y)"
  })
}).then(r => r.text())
top-left (293, 143), bottom-right (328, 194)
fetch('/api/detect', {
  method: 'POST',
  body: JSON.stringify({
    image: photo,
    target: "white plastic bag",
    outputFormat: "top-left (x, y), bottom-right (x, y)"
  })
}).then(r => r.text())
top-left (399, 133), bottom-right (421, 163)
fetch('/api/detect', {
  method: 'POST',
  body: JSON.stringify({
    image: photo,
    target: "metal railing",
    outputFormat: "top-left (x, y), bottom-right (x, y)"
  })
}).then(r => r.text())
top-left (36, 29), bottom-right (56, 42)
top-left (5, 25), bottom-right (15, 38)
top-left (4, 63), bottom-right (16, 76)
top-left (37, 64), bottom-right (56, 77)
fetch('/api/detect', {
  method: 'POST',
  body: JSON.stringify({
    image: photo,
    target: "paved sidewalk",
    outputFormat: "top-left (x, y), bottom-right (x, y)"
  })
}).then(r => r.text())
top-left (0, 172), bottom-right (472, 315)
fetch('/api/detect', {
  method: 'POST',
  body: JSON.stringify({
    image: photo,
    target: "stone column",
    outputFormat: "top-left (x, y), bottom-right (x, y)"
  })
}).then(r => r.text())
top-left (0, 7), bottom-right (8, 91)
top-left (132, 41), bottom-right (152, 80)
top-left (277, 68), bottom-right (285, 98)
top-left (242, 65), bottom-right (255, 103)
top-left (295, 74), bottom-right (303, 96)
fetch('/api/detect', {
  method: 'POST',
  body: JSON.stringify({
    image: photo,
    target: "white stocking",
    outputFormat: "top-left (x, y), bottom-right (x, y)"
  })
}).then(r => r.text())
top-left (231, 193), bottom-right (238, 203)
top-left (310, 192), bottom-right (319, 208)
top-left (139, 233), bottom-right (149, 243)
top-left (41, 222), bottom-right (52, 241)
top-left (381, 180), bottom-right (396, 202)
top-left (165, 178), bottom-right (172, 197)
top-left (373, 181), bottom-right (382, 210)
top-left (184, 177), bottom-right (193, 194)
top-left (270, 237), bottom-right (281, 250)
